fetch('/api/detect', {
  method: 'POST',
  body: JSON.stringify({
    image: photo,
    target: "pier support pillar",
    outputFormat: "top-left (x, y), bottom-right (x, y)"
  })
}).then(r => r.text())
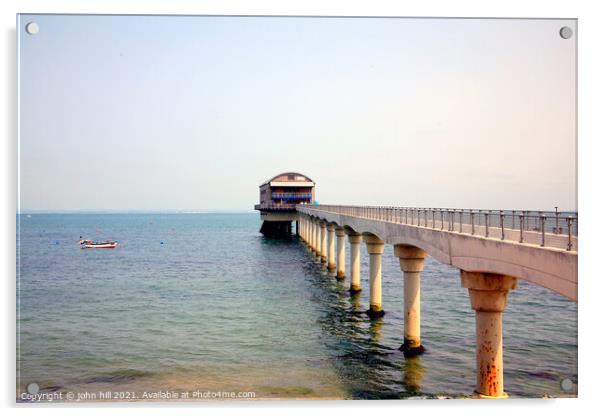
top-left (364, 234), bottom-right (385, 319)
top-left (314, 220), bottom-right (321, 258)
top-left (327, 224), bottom-right (336, 271)
top-left (304, 218), bottom-right (308, 242)
top-left (305, 218), bottom-right (309, 243)
top-left (394, 245), bottom-right (427, 356)
top-left (311, 219), bottom-right (317, 252)
top-left (320, 221), bottom-right (327, 263)
top-left (301, 217), bottom-right (307, 243)
top-left (461, 271), bottom-right (517, 399)
top-left (347, 232), bottom-right (362, 293)
top-left (304, 217), bottom-right (309, 244)
top-left (335, 227), bottom-right (346, 280)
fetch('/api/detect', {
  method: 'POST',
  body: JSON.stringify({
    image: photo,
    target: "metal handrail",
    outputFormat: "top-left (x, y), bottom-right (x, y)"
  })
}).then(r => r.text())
top-left (296, 204), bottom-right (578, 251)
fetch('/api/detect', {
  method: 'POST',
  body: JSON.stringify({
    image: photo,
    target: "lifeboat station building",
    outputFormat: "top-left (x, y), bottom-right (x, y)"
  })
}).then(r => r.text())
top-left (254, 172), bottom-right (315, 237)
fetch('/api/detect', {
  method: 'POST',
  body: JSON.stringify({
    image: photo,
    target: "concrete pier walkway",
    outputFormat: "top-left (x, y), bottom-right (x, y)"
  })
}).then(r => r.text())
top-left (295, 204), bottom-right (577, 398)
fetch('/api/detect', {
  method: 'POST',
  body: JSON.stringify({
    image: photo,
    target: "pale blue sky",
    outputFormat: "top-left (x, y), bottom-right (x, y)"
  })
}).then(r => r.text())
top-left (18, 15), bottom-right (576, 211)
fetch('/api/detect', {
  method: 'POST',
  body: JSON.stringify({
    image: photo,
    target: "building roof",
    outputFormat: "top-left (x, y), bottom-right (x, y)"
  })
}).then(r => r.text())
top-left (260, 172), bottom-right (314, 186)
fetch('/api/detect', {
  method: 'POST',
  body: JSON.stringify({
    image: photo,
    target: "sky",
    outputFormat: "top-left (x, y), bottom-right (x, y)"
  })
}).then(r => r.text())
top-left (18, 15), bottom-right (577, 212)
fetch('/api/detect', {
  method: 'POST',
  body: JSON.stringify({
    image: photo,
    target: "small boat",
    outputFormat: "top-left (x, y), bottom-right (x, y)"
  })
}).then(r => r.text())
top-left (79, 239), bottom-right (118, 249)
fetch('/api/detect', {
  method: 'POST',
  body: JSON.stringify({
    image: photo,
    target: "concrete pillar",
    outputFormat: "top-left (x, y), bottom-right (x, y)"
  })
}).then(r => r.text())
top-left (347, 232), bottom-right (362, 293)
top-left (320, 221), bottom-right (327, 263)
top-left (303, 218), bottom-right (307, 242)
top-left (335, 227), bottom-right (346, 280)
top-left (461, 271), bottom-right (517, 399)
top-left (394, 245), bottom-right (427, 356)
top-left (304, 218), bottom-right (308, 242)
top-left (306, 219), bottom-right (310, 246)
top-left (327, 223), bottom-right (336, 271)
top-left (364, 234), bottom-right (385, 318)
top-left (314, 220), bottom-right (321, 257)
top-left (305, 219), bottom-right (309, 242)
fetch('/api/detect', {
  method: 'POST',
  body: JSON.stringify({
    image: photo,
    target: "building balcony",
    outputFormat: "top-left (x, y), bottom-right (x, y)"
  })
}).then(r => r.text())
top-left (255, 203), bottom-right (298, 211)
top-left (271, 193), bottom-right (312, 200)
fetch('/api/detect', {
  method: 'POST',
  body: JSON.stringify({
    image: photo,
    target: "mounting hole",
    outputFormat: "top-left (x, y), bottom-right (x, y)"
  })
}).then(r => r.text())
top-left (26, 383), bottom-right (39, 394)
top-left (560, 378), bottom-right (574, 391)
top-left (559, 26), bottom-right (573, 39)
top-left (25, 22), bottom-right (39, 35)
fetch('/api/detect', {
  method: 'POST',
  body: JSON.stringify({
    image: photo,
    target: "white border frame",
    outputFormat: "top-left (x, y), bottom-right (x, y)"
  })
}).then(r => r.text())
top-left (3, 1), bottom-right (600, 416)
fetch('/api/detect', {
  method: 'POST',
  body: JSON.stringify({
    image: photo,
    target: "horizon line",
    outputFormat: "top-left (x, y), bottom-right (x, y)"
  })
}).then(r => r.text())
top-left (17, 209), bottom-right (257, 214)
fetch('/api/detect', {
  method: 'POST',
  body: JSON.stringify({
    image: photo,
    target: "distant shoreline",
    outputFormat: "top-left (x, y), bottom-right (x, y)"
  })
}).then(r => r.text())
top-left (17, 210), bottom-right (256, 215)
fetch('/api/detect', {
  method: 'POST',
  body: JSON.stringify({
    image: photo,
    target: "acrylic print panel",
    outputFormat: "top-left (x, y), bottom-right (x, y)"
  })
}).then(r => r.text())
top-left (17, 14), bottom-right (577, 403)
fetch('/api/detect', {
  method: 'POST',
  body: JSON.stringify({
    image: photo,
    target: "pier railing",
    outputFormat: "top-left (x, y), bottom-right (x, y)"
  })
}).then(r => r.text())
top-left (297, 205), bottom-right (578, 251)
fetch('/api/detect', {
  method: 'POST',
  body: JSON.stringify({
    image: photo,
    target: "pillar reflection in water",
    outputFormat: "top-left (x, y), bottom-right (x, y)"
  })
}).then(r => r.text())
top-left (402, 356), bottom-right (425, 394)
top-left (368, 317), bottom-right (384, 344)
top-left (346, 292), bottom-right (365, 342)
top-left (348, 290), bottom-right (363, 315)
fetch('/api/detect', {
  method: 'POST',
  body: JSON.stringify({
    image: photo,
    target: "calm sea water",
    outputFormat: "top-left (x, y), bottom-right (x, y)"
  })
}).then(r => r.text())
top-left (17, 213), bottom-right (577, 400)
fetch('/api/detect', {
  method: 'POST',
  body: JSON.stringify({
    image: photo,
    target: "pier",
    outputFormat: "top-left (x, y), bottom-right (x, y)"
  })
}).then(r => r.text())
top-left (255, 174), bottom-right (578, 398)
top-left (297, 204), bottom-right (577, 398)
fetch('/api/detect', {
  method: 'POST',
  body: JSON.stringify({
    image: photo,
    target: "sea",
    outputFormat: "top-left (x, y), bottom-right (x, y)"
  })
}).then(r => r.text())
top-left (16, 213), bottom-right (578, 401)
